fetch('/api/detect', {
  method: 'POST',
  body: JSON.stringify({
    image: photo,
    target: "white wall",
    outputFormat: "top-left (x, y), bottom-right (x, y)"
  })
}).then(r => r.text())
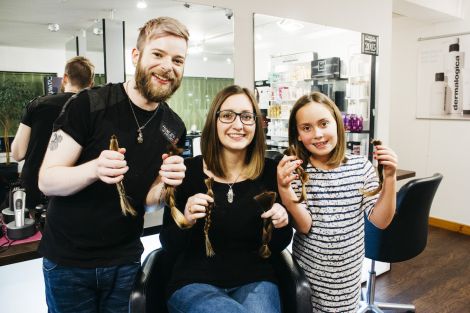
top-left (0, 46), bottom-right (65, 74)
top-left (390, 5), bottom-right (470, 225)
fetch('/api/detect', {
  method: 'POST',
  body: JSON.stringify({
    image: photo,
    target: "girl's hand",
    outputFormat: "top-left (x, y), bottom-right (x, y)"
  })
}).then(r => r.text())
top-left (184, 193), bottom-right (213, 224)
top-left (374, 145), bottom-right (398, 179)
top-left (277, 155), bottom-right (303, 189)
top-left (261, 203), bottom-right (289, 228)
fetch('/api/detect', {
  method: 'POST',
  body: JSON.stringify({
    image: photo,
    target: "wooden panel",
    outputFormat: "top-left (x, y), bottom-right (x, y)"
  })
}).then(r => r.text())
top-left (429, 217), bottom-right (470, 236)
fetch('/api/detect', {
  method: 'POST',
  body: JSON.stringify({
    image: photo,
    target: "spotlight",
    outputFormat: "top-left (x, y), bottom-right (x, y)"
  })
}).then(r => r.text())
top-left (137, 0), bottom-right (147, 9)
top-left (183, 2), bottom-right (190, 8)
top-left (225, 9), bottom-right (233, 20)
top-left (48, 23), bottom-right (60, 32)
top-left (93, 27), bottom-right (103, 36)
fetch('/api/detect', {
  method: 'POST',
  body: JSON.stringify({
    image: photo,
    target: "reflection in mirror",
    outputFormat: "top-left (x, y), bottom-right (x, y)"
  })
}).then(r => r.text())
top-left (254, 14), bottom-right (376, 158)
top-left (85, 21), bottom-right (106, 85)
top-left (0, 0), bottom-right (234, 136)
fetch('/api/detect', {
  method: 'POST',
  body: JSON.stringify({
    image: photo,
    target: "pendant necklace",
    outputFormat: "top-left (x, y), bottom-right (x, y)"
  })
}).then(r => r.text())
top-left (126, 81), bottom-right (159, 144)
top-left (226, 172), bottom-right (242, 204)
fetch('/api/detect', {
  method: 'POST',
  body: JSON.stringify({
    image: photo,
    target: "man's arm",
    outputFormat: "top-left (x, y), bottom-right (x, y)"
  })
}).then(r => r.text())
top-left (11, 123), bottom-right (31, 161)
top-left (39, 130), bottom-right (128, 196)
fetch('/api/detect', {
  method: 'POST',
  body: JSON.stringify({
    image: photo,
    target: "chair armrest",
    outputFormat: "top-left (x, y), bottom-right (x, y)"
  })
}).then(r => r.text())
top-left (272, 249), bottom-right (312, 313)
top-left (129, 248), bottom-right (172, 313)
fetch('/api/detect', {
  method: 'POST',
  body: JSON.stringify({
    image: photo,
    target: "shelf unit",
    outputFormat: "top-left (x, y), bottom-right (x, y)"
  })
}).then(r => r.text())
top-left (261, 52), bottom-right (376, 159)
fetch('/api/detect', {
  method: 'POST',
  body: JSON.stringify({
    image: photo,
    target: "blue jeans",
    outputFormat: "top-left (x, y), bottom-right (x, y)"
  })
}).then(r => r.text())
top-left (42, 258), bottom-right (141, 313)
top-left (167, 281), bottom-right (281, 313)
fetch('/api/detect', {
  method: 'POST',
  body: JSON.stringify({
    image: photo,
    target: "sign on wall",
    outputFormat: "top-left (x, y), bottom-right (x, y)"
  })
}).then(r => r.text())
top-left (361, 33), bottom-right (379, 56)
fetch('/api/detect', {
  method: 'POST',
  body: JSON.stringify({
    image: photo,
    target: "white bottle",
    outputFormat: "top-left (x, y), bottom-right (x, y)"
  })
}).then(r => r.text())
top-left (463, 67), bottom-right (470, 115)
top-left (446, 40), bottom-right (464, 114)
top-left (430, 72), bottom-right (446, 115)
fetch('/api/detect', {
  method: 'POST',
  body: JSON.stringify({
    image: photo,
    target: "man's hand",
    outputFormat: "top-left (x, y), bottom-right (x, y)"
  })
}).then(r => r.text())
top-left (159, 153), bottom-right (186, 186)
top-left (95, 148), bottom-right (129, 184)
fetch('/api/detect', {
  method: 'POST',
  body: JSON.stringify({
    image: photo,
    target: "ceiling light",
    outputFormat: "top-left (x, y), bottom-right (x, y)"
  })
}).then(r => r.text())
top-left (93, 27), bottom-right (103, 35)
top-left (226, 57), bottom-right (232, 64)
top-left (48, 23), bottom-right (60, 32)
top-left (276, 19), bottom-right (304, 32)
top-left (137, 0), bottom-right (147, 9)
top-left (203, 56), bottom-right (208, 62)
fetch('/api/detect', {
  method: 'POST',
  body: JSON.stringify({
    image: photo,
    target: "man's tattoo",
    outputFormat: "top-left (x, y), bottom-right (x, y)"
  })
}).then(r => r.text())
top-left (49, 132), bottom-right (63, 151)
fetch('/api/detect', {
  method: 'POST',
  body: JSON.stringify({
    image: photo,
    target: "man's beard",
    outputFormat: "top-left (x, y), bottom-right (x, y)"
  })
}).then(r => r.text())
top-left (134, 60), bottom-right (182, 103)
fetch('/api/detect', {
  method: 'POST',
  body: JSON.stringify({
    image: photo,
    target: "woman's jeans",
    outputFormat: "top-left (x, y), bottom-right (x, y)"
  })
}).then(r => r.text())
top-left (167, 281), bottom-right (281, 313)
top-left (42, 258), bottom-right (140, 313)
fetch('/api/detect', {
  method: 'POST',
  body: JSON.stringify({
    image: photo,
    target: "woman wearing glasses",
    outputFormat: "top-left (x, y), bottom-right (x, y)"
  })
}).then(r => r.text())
top-left (160, 85), bottom-right (293, 313)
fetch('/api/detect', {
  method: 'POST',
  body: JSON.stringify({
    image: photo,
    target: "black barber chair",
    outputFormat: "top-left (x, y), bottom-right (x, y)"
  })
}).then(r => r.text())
top-left (359, 173), bottom-right (443, 313)
top-left (129, 248), bottom-right (312, 313)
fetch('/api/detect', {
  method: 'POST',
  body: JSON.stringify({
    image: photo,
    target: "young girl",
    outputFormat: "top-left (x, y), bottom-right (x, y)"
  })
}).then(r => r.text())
top-left (160, 85), bottom-right (293, 313)
top-left (277, 92), bottom-right (398, 313)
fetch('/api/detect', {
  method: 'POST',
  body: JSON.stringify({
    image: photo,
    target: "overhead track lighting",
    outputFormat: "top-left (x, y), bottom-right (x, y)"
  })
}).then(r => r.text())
top-left (48, 23), bottom-right (60, 32)
top-left (276, 19), bottom-right (304, 32)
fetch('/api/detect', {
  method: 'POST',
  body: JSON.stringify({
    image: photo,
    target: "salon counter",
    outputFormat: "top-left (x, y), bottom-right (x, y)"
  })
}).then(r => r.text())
top-left (0, 209), bottom-right (164, 267)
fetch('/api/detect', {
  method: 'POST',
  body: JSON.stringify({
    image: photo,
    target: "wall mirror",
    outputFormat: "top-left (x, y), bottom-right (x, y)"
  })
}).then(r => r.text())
top-left (0, 0), bottom-right (234, 139)
top-left (254, 13), bottom-right (377, 158)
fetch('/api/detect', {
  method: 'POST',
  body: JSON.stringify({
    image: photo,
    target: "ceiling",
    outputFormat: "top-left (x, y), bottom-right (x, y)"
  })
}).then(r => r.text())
top-left (0, 0), bottom-right (234, 56)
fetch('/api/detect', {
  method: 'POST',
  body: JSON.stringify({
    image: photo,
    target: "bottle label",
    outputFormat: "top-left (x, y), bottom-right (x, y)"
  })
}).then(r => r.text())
top-left (452, 55), bottom-right (461, 112)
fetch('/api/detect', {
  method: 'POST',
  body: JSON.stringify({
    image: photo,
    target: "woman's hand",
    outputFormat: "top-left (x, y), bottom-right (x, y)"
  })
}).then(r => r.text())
top-left (374, 144), bottom-right (398, 179)
top-left (261, 203), bottom-right (289, 228)
top-left (277, 155), bottom-right (302, 189)
top-left (184, 193), bottom-right (213, 225)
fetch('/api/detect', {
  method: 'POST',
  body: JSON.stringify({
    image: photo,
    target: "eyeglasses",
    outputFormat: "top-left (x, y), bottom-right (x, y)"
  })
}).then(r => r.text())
top-left (216, 110), bottom-right (257, 125)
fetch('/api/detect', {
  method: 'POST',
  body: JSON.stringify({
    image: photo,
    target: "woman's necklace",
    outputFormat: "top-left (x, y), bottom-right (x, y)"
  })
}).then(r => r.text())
top-left (226, 172), bottom-right (242, 203)
top-left (125, 81), bottom-right (159, 144)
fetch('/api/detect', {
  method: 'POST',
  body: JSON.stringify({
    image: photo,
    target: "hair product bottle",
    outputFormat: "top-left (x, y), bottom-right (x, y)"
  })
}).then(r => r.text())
top-left (431, 72), bottom-right (447, 115)
top-left (446, 39), bottom-right (464, 114)
top-left (463, 67), bottom-right (470, 115)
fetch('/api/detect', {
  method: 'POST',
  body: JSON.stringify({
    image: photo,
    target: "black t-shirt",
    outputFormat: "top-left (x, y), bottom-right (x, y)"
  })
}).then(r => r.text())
top-left (20, 92), bottom-right (75, 209)
top-left (38, 83), bottom-right (186, 268)
top-left (160, 155), bottom-right (293, 297)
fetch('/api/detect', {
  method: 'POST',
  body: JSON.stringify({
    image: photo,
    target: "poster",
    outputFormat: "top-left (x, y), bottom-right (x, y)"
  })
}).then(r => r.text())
top-left (417, 35), bottom-right (470, 118)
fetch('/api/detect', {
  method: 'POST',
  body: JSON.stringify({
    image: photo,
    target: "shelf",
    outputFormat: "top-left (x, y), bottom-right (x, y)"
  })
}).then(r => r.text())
top-left (346, 130), bottom-right (370, 134)
top-left (346, 97), bottom-right (369, 100)
top-left (267, 142), bottom-right (289, 148)
top-left (267, 117), bottom-right (289, 120)
top-left (270, 79), bottom-right (312, 84)
top-left (416, 113), bottom-right (470, 121)
top-left (267, 135), bottom-right (288, 139)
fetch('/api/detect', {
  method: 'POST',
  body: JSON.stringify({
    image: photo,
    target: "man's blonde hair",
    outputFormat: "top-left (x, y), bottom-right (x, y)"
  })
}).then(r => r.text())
top-left (136, 17), bottom-right (189, 50)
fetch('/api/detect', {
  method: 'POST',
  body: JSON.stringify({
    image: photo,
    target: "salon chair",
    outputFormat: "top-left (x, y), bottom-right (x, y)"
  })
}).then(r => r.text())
top-left (129, 248), bottom-right (312, 313)
top-left (358, 173), bottom-right (443, 313)
top-left (265, 150), bottom-right (284, 163)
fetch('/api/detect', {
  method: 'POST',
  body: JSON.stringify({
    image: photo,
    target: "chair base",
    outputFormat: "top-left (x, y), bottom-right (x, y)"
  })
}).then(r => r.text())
top-left (358, 301), bottom-right (415, 313)
top-left (360, 260), bottom-right (415, 313)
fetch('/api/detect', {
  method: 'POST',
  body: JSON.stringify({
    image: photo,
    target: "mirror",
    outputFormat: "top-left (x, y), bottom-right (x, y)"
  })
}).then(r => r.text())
top-left (0, 0), bottom-right (234, 136)
top-left (254, 13), bottom-right (376, 158)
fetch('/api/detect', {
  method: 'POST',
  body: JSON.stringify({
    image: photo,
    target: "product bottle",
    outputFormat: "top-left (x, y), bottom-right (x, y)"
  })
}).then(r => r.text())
top-left (446, 39), bottom-right (464, 114)
top-left (463, 67), bottom-right (470, 115)
top-left (431, 72), bottom-right (446, 115)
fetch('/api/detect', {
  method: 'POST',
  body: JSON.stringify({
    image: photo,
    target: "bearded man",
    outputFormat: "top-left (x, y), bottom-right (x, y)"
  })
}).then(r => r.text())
top-left (38, 17), bottom-right (189, 313)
